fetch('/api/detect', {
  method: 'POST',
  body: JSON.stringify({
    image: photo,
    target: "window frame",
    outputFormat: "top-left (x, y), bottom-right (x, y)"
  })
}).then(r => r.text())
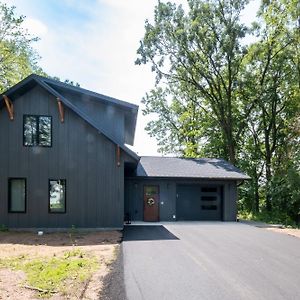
top-left (8, 178), bottom-right (27, 213)
top-left (48, 179), bottom-right (66, 214)
top-left (23, 115), bottom-right (53, 147)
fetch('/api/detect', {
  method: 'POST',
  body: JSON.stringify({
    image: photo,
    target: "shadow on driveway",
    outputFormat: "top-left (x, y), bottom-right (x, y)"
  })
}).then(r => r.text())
top-left (101, 225), bottom-right (179, 299)
top-left (123, 225), bottom-right (179, 241)
top-left (101, 245), bottom-right (126, 300)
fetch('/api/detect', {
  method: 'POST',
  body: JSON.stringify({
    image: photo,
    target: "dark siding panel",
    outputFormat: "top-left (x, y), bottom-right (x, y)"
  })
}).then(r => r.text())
top-left (0, 105), bottom-right (8, 224)
top-left (124, 180), bottom-right (143, 221)
top-left (0, 85), bottom-right (123, 228)
top-left (52, 88), bottom-right (125, 145)
top-left (223, 181), bottom-right (237, 221)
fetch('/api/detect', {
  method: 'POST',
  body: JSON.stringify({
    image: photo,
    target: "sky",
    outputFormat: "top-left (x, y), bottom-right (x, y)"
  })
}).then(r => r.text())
top-left (5, 0), bottom-right (260, 156)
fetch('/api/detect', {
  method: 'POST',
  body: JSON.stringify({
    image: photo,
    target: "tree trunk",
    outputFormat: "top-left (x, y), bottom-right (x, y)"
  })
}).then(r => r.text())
top-left (254, 172), bottom-right (260, 213)
top-left (263, 111), bottom-right (272, 212)
top-left (221, 121), bottom-right (236, 164)
top-left (265, 156), bottom-right (272, 211)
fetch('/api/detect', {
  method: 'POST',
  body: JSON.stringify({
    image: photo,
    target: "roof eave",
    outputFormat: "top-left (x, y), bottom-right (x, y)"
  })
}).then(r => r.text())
top-left (129, 176), bottom-right (251, 180)
top-left (41, 75), bottom-right (139, 111)
top-left (37, 79), bottom-right (139, 161)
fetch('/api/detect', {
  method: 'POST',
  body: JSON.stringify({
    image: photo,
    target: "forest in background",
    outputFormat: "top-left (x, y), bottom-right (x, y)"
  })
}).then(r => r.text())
top-left (136, 0), bottom-right (300, 226)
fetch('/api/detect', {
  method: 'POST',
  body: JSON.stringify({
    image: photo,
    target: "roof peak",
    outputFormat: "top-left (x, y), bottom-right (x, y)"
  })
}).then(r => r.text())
top-left (30, 74), bottom-right (138, 111)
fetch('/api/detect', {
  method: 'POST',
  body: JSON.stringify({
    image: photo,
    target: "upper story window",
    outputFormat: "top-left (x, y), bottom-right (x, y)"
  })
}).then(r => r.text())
top-left (23, 115), bottom-right (52, 147)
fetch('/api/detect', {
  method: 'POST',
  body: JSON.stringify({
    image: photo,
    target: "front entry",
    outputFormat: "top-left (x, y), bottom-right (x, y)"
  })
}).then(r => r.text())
top-left (143, 185), bottom-right (159, 221)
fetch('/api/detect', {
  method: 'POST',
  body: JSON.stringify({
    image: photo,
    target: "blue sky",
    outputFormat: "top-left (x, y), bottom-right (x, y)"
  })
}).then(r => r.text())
top-left (5, 0), bottom-right (260, 156)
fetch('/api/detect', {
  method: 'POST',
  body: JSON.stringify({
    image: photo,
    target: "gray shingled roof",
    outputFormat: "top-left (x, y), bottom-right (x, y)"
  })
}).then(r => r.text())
top-left (136, 156), bottom-right (250, 180)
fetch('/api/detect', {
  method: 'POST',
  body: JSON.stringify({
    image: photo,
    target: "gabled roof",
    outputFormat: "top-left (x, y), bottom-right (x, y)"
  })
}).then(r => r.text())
top-left (136, 156), bottom-right (250, 180)
top-left (40, 76), bottom-right (138, 145)
top-left (1, 74), bottom-right (139, 161)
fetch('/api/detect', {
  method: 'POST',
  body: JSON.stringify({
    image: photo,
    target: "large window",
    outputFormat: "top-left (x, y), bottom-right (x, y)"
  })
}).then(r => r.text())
top-left (49, 179), bottom-right (66, 213)
top-left (23, 115), bottom-right (52, 147)
top-left (8, 178), bottom-right (26, 213)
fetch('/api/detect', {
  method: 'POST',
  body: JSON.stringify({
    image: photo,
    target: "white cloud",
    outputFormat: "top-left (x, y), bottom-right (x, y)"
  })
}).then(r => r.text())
top-left (23, 17), bottom-right (48, 37)
top-left (16, 0), bottom-right (160, 155)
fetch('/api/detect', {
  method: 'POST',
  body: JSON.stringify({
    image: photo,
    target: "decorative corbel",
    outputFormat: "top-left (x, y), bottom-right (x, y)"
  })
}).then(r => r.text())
top-left (116, 145), bottom-right (121, 167)
top-left (57, 97), bottom-right (64, 123)
top-left (3, 95), bottom-right (14, 120)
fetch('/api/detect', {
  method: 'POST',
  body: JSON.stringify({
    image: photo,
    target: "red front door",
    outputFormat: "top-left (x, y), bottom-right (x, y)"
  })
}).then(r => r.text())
top-left (143, 185), bottom-right (159, 222)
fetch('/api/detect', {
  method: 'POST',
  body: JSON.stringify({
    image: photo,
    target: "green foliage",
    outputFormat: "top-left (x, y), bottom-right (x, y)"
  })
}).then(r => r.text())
top-left (138, 0), bottom-right (300, 224)
top-left (0, 249), bottom-right (98, 297)
top-left (270, 163), bottom-right (300, 225)
top-left (238, 210), bottom-right (299, 228)
top-left (0, 1), bottom-right (45, 93)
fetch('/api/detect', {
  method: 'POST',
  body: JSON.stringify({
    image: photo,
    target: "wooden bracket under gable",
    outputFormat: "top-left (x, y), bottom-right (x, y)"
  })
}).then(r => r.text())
top-left (3, 95), bottom-right (14, 120)
top-left (116, 145), bottom-right (121, 167)
top-left (57, 98), bottom-right (64, 123)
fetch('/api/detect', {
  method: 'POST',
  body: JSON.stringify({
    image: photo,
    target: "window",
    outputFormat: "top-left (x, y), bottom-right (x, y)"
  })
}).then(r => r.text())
top-left (201, 196), bottom-right (217, 202)
top-left (202, 187), bottom-right (217, 193)
top-left (202, 205), bottom-right (217, 210)
top-left (24, 115), bottom-right (52, 147)
top-left (144, 186), bottom-right (159, 196)
top-left (8, 178), bottom-right (26, 213)
top-left (49, 179), bottom-right (66, 213)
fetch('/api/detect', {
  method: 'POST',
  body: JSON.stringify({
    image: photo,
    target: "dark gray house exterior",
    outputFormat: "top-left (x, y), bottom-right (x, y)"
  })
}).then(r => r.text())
top-left (0, 75), bottom-right (249, 229)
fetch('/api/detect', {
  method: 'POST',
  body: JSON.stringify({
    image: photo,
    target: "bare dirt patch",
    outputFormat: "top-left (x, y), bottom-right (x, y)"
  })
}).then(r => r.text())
top-left (0, 231), bottom-right (122, 299)
top-left (0, 268), bottom-right (36, 299)
top-left (266, 227), bottom-right (300, 239)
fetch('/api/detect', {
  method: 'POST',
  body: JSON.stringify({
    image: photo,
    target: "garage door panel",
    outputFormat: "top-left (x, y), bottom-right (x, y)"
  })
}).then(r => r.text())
top-left (176, 184), bottom-right (222, 221)
top-left (176, 185), bottom-right (201, 221)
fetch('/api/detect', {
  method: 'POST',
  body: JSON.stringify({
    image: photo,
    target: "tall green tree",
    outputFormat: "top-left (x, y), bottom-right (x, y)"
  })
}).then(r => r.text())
top-left (136, 0), bottom-right (251, 163)
top-left (0, 1), bottom-right (43, 92)
top-left (241, 0), bottom-right (300, 211)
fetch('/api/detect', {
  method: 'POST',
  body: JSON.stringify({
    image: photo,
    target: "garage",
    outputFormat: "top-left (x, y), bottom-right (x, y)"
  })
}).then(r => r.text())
top-left (124, 156), bottom-right (250, 222)
top-left (176, 185), bottom-right (222, 221)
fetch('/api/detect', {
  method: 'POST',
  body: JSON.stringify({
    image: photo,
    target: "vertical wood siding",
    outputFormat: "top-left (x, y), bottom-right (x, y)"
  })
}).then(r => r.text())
top-left (52, 87), bottom-right (125, 145)
top-left (0, 85), bottom-right (124, 228)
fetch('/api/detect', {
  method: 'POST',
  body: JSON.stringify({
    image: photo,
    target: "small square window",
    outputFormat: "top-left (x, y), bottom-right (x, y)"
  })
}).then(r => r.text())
top-left (8, 178), bottom-right (26, 213)
top-left (49, 179), bottom-right (66, 213)
top-left (24, 115), bottom-right (52, 147)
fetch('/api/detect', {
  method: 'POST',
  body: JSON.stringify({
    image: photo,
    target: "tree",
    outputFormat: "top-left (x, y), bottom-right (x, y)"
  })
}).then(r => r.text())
top-left (241, 0), bottom-right (300, 211)
top-left (136, 0), bottom-right (252, 163)
top-left (0, 1), bottom-right (44, 93)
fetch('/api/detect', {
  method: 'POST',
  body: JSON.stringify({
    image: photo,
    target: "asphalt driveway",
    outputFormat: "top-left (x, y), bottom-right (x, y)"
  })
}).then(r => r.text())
top-left (122, 222), bottom-right (300, 300)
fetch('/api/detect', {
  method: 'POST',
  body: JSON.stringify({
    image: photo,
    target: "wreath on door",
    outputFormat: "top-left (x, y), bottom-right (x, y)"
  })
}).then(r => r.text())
top-left (147, 197), bottom-right (155, 206)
